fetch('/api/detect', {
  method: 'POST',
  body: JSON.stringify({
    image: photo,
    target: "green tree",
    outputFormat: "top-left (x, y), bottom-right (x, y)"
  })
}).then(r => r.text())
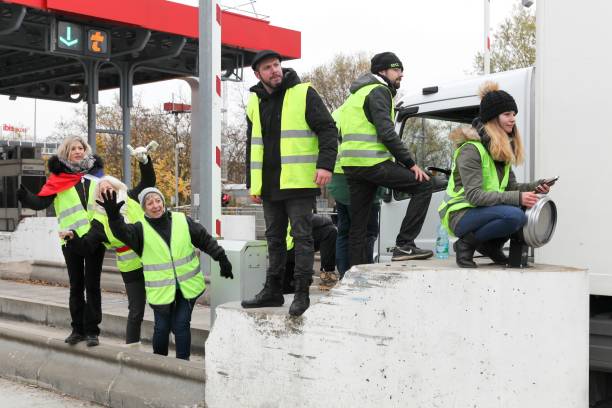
top-left (473, 5), bottom-right (536, 74)
top-left (301, 52), bottom-right (370, 112)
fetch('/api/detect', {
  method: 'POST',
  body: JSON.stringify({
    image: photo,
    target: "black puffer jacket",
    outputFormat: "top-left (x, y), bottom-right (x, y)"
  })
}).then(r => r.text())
top-left (18, 154), bottom-right (105, 211)
top-left (348, 73), bottom-right (416, 168)
top-left (245, 68), bottom-right (338, 201)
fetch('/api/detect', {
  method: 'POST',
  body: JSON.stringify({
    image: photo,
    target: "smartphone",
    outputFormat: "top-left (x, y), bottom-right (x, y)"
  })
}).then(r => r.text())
top-left (542, 176), bottom-right (559, 186)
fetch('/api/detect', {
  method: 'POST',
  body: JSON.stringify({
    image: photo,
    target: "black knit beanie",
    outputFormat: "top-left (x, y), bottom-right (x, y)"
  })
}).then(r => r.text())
top-left (370, 52), bottom-right (403, 74)
top-left (479, 89), bottom-right (518, 123)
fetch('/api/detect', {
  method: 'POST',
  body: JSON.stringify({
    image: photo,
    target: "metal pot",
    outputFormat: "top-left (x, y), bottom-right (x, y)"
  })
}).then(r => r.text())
top-left (522, 194), bottom-right (557, 248)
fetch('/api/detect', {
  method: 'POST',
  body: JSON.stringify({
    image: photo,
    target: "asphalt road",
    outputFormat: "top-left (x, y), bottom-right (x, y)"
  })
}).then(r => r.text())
top-left (0, 377), bottom-right (101, 407)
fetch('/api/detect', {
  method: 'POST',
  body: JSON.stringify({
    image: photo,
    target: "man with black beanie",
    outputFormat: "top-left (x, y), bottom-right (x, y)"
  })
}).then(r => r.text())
top-left (337, 51), bottom-right (434, 267)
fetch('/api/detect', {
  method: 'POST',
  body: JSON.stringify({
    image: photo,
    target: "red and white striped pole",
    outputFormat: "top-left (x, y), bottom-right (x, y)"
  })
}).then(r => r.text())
top-left (199, 0), bottom-right (222, 274)
top-left (484, 0), bottom-right (491, 74)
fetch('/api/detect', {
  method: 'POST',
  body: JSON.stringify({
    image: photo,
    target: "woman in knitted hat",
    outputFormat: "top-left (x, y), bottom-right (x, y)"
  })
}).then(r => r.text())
top-left (438, 81), bottom-right (554, 268)
top-left (60, 151), bottom-right (156, 347)
top-left (98, 186), bottom-right (233, 360)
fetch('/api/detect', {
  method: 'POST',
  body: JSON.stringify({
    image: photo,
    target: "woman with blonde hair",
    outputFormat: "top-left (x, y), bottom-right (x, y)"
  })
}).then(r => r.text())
top-left (17, 135), bottom-right (105, 346)
top-left (62, 150), bottom-right (155, 346)
top-left (438, 82), bottom-right (554, 268)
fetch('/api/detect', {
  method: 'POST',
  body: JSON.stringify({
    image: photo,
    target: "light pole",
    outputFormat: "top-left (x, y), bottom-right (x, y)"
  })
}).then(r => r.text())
top-left (175, 142), bottom-right (185, 208)
top-left (484, 0), bottom-right (491, 74)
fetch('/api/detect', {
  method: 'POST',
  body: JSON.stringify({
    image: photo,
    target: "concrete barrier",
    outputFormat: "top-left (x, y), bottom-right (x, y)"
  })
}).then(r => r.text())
top-left (0, 217), bottom-right (64, 263)
top-left (205, 260), bottom-right (589, 407)
top-left (0, 323), bottom-right (205, 407)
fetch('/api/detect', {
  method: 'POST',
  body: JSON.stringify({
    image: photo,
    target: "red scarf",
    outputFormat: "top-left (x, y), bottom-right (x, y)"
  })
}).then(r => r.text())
top-left (38, 173), bottom-right (84, 196)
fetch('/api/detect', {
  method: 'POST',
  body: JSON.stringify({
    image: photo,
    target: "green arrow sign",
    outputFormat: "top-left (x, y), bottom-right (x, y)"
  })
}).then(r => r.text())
top-left (60, 26), bottom-right (78, 47)
top-left (57, 21), bottom-right (82, 51)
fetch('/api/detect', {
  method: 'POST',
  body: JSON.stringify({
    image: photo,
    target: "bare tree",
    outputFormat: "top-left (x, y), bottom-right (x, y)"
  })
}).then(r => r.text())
top-left (301, 52), bottom-right (370, 112)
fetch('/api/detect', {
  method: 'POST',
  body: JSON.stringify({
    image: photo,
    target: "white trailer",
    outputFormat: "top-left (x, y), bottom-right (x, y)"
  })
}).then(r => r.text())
top-left (377, 2), bottom-right (612, 400)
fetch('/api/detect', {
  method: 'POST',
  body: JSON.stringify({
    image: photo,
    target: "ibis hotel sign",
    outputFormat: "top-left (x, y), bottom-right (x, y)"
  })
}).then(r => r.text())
top-left (52, 19), bottom-right (110, 59)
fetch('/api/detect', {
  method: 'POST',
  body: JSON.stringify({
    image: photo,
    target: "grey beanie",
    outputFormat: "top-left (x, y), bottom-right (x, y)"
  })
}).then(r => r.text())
top-left (138, 187), bottom-right (165, 209)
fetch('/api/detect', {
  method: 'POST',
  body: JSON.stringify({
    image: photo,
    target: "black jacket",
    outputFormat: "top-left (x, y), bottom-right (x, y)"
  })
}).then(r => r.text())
top-left (245, 68), bottom-right (338, 201)
top-left (19, 154), bottom-right (105, 211)
top-left (66, 157), bottom-right (156, 259)
top-left (349, 73), bottom-right (416, 168)
top-left (107, 211), bottom-right (226, 262)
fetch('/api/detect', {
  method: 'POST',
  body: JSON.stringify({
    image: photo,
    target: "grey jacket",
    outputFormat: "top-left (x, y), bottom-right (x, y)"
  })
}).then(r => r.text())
top-left (348, 73), bottom-right (415, 168)
top-left (448, 125), bottom-right (542, 233)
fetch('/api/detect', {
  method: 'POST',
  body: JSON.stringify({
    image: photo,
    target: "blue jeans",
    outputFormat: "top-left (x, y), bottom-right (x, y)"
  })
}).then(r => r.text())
top-left (336, 201), bottom-right (380, 278)
top-left (454, 205), bottom-right (527, 242)
top-left (151, 288), bottom-right (196, 360)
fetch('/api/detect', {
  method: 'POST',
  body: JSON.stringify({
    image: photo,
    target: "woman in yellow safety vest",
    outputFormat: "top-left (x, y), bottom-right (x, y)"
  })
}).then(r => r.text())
top-left (98, 187), bottom-right (233, 360)
top-left (17, 135), bottom-right (105, 347)
top-left (61, 150), bottom-right (155, 347)
top-left (438, 82), bottom-right (554, 268)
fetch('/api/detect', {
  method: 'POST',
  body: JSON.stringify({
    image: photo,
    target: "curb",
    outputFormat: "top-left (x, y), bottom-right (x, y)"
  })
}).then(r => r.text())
top-left (0, 295), bottom-right (209, 354)
top-left (0, 324), bottom-right (205, 407)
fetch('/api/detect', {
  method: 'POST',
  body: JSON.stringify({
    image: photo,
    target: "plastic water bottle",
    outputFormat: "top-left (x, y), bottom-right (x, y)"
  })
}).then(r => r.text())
top-left (435, 224), bottom-right (449, 259)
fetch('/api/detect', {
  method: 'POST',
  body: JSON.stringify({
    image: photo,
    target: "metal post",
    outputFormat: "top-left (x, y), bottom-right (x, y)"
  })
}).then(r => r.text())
top-left (484, 0), bottom-right (491, 74)
top-left (33, 98), bottom-right (37, 144)
top-left (180, 78), bottom-right (200, 221)
top-left (117, 63), bottom-right (133, 187)
top-left (199, 0), bottom-right (222, 278)
top-left (87, 100), bottom-right (96, 153)
top-left (175, 145), bottom-right (179, 208)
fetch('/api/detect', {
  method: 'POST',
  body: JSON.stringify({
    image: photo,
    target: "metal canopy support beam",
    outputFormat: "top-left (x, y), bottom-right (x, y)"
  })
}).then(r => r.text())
top-left (85, 60), bottom-right (100, 153)
top-left (117, 62), bottom-right (133, 187)
top-left (0, 4), bottom-right (26, 35)
top-left (181, 77), bottom-right (199, 221)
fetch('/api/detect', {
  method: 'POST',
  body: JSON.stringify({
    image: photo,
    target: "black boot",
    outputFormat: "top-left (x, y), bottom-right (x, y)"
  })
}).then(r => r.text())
top-left (477, 238), bottom-right (508, 265)
top-left (241, 275), bottom-right (284, 308)
top-left (453, 233), bottom-right (480, 268)
top-left (289, 278), bottom-right (311, 317)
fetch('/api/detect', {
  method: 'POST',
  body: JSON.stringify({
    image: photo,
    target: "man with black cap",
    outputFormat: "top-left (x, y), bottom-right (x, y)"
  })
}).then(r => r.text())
top-left (337, 51), bottom-right (434, 267)
top-left (241, 49), bottom-right (338, 317)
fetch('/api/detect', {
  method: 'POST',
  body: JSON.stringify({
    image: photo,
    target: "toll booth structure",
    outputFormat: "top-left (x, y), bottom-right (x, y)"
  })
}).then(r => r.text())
top-left (0, 0), bottom-right (300, 234)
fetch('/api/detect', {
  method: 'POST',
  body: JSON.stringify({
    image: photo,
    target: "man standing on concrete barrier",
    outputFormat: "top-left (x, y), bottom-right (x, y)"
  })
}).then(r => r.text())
top-left (338, 52), bottom-right (434, 267)
top-left (241, 50), bottom-right (338, 316)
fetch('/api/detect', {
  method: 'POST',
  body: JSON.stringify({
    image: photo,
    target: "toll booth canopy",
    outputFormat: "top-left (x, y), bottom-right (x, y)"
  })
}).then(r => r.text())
top-left (0, 0), bottom-right (301, 231)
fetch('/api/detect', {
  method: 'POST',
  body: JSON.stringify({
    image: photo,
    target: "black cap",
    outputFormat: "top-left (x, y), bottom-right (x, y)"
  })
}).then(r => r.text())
top-left (370, 52), bottom-right (403, 74)
top-left (251, 49), bottom-right (281, 71)
top-left (479, 90), bottom-right (518, 123)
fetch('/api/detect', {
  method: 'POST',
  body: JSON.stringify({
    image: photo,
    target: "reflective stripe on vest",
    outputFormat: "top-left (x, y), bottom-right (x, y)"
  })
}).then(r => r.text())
top-left (93, 198), bottom-right (144, 273)
top-left (140, 212), bottom-right (204, 305)
top-left (247, 83), bottom-right (318, 195)
top-left (438, 141), bottom-right (510, 236)
top-left (54, 180), bottom-right (97, 240)
top-left (338, 83), bottom-right (394, 167)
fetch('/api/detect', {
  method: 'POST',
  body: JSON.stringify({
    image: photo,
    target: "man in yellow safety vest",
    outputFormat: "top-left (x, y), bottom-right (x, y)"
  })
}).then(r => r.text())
top-left (241, 49), bottom-right (338, 316)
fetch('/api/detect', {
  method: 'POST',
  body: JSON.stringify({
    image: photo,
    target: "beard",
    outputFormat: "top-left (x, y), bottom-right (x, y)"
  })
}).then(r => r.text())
top-left (261, 74), bottom-right (283, 90)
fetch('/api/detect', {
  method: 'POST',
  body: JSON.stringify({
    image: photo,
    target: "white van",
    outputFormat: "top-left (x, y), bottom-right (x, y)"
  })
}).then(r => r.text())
top-left (377, 67), bottom-right (535, 259)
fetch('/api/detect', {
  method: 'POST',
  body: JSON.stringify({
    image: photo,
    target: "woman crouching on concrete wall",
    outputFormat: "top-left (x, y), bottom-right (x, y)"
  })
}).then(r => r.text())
top-left (60, 149), bottom-right (156, 347)
top-left (438, 82), bottom-right (553, 268)
top-left (17, 135), bottom-right (105, 346)
top-left (98, 187), bottom-right (233, 360)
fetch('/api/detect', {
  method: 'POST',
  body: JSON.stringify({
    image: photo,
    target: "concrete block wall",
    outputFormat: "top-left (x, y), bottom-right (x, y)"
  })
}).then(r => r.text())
top-left (0, 217), bottom-right (63, 263)
top-left (206, 261), bottom-right (589, 407)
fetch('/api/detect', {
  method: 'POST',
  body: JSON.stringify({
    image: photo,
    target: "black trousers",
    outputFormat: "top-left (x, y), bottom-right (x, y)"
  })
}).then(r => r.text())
top-left (283, 222), bottom-right (337, 293)
top-left (344, 160), bottom-right (433, 267)
top-left (121, 269), bottom-right (146, 344)
top-left (263, 197), bottom-right (315, 285)
top-left (62, 244), bottom-right (105, 336)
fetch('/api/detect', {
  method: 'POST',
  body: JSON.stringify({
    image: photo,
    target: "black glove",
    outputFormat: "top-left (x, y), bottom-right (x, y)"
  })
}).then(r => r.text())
top-left (16, 184), bottom-right (29, 202)
top-left (218, 254), bottom-right (233, 279)
top-left (95, 190), bottom-right (124, 220)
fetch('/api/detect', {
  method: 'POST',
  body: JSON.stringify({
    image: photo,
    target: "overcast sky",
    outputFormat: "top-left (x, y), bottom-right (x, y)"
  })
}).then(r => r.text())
top-left (0, 0), bottom-right (524, 142)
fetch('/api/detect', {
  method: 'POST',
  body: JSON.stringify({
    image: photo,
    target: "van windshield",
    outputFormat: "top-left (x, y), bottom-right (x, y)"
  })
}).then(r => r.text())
top-left (392, 106), bottom-right (479, 201)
